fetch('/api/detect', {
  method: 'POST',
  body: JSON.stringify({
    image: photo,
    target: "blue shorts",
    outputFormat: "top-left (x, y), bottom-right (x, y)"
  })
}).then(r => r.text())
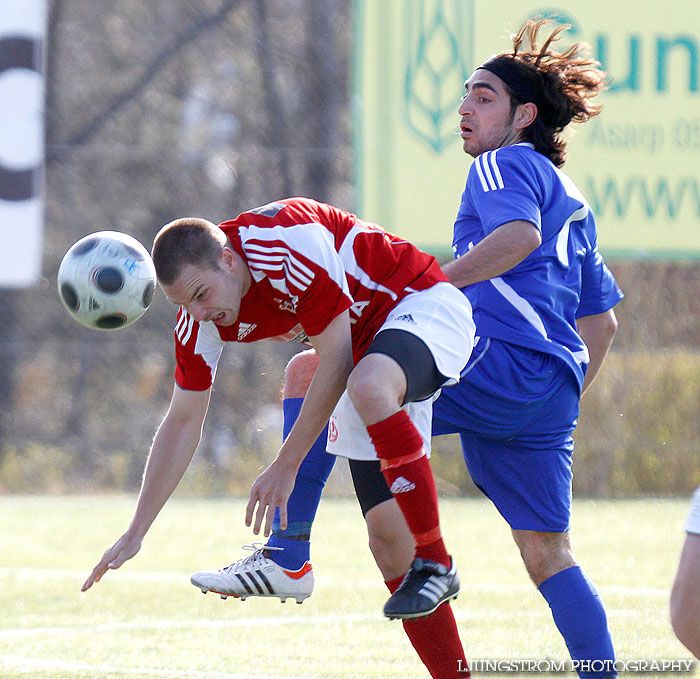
top-left (432, 338), bottom-right (580, 532)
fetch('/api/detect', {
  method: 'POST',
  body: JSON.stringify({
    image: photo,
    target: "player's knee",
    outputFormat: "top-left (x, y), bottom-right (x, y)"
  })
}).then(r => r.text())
top-left (346, 368), bottom-right (374, 411)
top-left (514, 530), bottom-right (576, 586)
top-left (347, 356), bottom-right (403, 422)
top-left (283, 350), bottom-right (319, 399)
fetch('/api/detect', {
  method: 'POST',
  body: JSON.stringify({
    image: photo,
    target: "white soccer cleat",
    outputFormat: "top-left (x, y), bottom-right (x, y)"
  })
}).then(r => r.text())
top-left (191, 543), bottom-right (314, 604)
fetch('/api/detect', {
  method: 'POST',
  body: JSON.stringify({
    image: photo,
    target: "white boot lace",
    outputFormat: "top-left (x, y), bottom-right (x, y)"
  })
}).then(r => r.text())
top-left (222, 542), bottom-right (283, 574)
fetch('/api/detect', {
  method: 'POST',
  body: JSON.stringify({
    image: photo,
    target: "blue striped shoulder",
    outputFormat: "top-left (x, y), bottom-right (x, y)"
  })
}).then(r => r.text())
top-left (468, 143), bottom-right (549, 194)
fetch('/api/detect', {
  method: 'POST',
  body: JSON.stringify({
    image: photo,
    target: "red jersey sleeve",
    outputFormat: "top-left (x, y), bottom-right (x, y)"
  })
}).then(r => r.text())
top-left (173, 307), bottom-right (224, 390)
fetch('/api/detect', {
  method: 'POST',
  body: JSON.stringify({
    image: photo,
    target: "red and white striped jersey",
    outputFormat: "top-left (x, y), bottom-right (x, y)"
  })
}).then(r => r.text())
top-left (174, 197), bottom-right (447, 390)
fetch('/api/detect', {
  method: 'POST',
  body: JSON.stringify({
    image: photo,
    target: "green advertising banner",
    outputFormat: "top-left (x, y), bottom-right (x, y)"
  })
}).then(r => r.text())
top-left (354, 0), bottom-right (700, 258)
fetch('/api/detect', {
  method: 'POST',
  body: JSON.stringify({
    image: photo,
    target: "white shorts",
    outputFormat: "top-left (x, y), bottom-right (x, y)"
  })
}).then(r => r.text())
top-left (327, 282), bottom-right (475, 461)
top-left (685, 486), bottom-right (700, 535)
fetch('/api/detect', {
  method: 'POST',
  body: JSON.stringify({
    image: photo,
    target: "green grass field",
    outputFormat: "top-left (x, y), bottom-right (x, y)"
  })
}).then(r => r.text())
top-left (0, 495), bottom-right (695, 678)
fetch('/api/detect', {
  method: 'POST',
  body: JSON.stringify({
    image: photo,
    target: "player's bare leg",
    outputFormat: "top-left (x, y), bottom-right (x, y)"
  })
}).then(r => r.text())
top-left (512, 529), bottom-right (576, 586)
top-left (364, 498), bottom-right (414, 580)
top-left (284, 349), bottom-right (320, 399)
top-left (671, 533), bottom-right (700, 658)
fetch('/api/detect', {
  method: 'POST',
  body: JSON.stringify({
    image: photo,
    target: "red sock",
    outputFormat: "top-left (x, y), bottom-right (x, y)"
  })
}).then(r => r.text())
top-left (367, 411), bottom-right (449, 567)
top-left (386, 575), bottom-right (470, 679)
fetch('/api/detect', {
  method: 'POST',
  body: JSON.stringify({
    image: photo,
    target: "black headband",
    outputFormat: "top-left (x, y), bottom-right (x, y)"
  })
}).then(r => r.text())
top-left (479, 56), bottom-right (545, 111)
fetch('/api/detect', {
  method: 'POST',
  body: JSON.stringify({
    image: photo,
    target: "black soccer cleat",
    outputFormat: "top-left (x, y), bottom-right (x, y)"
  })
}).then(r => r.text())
top-left (383, 557), bottom-right (460, 620)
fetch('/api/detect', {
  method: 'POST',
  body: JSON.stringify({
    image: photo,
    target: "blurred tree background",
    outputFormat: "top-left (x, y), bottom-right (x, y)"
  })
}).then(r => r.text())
top-left (1, 0), bottom-right (698, 498)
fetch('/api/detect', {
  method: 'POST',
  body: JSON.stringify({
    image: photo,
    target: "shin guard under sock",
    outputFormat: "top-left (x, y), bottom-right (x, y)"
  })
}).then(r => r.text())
top-left (368, 411), bottom-right (449, 567)
top-left (539, 566), bottom-right (617, 678)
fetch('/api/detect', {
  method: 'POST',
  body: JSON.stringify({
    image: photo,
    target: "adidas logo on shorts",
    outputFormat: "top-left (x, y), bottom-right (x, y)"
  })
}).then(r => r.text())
top-left (390, 476), bottom-right (416, 493)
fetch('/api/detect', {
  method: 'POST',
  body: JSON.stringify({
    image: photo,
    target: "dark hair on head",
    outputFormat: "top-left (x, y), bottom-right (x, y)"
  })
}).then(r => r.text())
top-left (152, 217), bottom-right (227, 285)
top-left (491, 18), bottom-right (607, 167)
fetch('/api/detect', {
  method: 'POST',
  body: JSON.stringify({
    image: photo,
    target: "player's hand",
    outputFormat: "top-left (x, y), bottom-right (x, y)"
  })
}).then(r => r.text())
top-left (81, 531), bottom-right (142, 592)
top-left (245, 458), bottom-right (297, 537)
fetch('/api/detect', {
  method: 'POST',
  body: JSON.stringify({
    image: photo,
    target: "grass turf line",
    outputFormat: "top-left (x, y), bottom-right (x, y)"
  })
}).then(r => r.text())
top-left (0, 496), bottom-right (693, 679)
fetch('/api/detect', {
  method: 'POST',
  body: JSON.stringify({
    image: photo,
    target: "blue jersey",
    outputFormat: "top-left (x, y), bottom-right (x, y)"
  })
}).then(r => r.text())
top-left (452, 142), bottom-right (623, 389)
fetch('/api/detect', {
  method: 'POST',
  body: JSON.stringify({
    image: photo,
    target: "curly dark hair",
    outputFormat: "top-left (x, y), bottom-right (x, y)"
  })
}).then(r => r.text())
top-left (497, 18), bottom-right (607, 167)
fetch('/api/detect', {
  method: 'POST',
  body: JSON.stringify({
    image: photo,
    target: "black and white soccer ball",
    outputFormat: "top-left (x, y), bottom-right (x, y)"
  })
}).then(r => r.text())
top-left (57, 231), bottom-right (156, 330)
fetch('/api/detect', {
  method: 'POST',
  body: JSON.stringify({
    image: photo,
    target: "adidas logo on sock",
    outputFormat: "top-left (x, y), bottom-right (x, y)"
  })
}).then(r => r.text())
top-left (390, 476), bottom-right (416, 493)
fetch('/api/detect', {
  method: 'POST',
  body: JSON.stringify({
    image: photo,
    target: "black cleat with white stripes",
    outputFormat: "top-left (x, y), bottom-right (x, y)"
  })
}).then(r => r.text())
top-left (383, 557), bottom-right (460, 619)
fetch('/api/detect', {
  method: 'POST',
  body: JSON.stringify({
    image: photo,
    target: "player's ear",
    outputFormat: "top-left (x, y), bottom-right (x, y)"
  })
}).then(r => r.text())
top-left (218, 246), bottom-right (234, 268)
top-left (514, 102), bottom-right (538, 130)
top-left (219, 246), bottom-right (242, 275)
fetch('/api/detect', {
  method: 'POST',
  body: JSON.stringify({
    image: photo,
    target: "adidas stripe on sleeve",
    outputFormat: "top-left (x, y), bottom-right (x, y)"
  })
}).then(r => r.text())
top-left (241, 221), bottom-right (353, 338)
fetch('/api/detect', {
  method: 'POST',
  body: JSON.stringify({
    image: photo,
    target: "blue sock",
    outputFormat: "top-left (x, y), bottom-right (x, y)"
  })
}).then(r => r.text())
top-left (265, 397), bottom-right (335, 569)
top-left (539, 566), bottom-right (617, 678)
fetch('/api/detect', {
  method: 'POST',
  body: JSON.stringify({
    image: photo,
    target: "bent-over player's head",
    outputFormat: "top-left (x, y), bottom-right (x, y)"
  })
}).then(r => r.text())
top-left (153, 217), bottom-right (250, 326)
top-left (465, 18), bottom-right (607, 167)
top-left (152, 217), bottom-right (227, 286)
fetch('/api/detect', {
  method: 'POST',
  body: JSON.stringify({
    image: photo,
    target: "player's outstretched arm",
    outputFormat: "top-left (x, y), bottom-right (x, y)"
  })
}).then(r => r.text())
top-left (81, 530), bottom-right (144, 591)
top-left (246, 311), bottom-right (354, 537)
top-left (82, 384), bottom-right (211, 591)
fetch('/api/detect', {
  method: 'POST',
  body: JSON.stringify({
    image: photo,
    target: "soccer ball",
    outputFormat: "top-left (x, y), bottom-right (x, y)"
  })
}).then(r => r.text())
top-left (57, 231), bottom-right (157, 330)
